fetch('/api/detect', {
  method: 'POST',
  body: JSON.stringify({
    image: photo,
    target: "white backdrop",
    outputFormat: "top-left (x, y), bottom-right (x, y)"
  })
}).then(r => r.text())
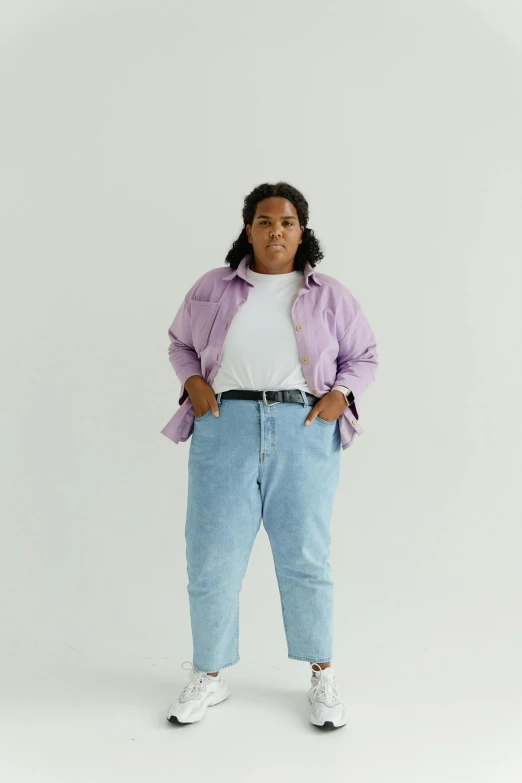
top-left (1, 1), bottom-right (521, 780)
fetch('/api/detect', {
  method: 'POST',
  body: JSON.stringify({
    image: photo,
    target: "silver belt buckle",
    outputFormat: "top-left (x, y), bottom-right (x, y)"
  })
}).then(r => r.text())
top-left (262, 390), bottom-right (280, 407)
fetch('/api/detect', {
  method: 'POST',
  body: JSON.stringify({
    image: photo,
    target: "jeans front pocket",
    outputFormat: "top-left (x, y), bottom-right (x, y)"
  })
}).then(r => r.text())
top-left (194, 407), bottom-right (214, 422)
top-left (303, 404), bottom-right (337, 426)
top-left (316, 414), bottom-right (337, 426)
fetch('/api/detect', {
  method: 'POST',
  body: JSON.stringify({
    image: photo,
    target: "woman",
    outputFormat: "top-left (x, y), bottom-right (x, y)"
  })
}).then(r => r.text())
top-left (162, 182), bottom-right (378, 730)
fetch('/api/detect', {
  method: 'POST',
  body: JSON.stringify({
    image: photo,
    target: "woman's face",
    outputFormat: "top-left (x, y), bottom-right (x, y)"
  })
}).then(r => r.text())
top-left (246, 197), bottom-right (304, 271)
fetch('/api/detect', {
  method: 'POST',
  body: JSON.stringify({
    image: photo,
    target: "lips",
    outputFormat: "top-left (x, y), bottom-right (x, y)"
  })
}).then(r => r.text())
top-left (267, 243), bottom-right (284, 248)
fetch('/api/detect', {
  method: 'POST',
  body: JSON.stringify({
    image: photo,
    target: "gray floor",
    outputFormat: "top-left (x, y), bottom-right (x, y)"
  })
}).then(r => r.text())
top-left (2, 638), bottom-right (521, 783)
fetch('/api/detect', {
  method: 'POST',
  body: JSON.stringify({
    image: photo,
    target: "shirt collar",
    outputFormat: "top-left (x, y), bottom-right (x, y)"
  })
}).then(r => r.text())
top-left (222, 252), bottom-right (322, 289)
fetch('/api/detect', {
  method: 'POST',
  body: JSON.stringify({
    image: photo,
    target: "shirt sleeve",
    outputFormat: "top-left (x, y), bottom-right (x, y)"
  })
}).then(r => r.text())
top-left (167, 292), bottom-right (203, 406)
top-left (334, 306), bottom-right (378, 406)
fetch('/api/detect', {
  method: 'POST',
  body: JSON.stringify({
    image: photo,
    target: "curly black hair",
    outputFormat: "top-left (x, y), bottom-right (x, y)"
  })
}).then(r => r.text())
top-left (224, 181), bottom-right (324, 272)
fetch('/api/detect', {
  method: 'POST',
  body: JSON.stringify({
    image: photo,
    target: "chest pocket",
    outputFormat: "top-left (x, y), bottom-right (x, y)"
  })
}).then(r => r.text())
top-left (189, 300), bottom-right (220, 355)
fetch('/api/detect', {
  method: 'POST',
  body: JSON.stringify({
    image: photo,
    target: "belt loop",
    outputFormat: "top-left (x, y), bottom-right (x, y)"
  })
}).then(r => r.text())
top-left (299, 389), bottom-right (309, 407)
top-left (216, 391), bottom-right (222, 406)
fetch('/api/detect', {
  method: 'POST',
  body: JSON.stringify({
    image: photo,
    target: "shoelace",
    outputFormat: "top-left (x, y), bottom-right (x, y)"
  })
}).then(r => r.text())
top-left (310, 668), bottom-right (341, 707)
top-left (179, 660), bottom-right (213, 701)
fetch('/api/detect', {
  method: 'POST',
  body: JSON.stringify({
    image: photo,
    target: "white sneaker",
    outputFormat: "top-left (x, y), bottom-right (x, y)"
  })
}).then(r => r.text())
top-left (166, 661), bottom-right (230, 724)
top-left (308, 663), bottom-right (347, 729)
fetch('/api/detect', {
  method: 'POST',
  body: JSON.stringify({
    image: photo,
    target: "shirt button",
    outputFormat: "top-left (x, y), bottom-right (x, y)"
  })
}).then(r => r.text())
top-left (312, 389), bottom-right (318, 394)
top-left (301, 357), bottom-right (308, 363)
top-left (296, 325), bottom-right (302, 330)
top-left (351, 419), bottom-right (357, 425)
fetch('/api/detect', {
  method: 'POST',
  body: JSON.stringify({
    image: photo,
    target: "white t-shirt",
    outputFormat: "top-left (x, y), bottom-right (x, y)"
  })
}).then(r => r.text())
top-left (212, 264), bottom-right (310, 395)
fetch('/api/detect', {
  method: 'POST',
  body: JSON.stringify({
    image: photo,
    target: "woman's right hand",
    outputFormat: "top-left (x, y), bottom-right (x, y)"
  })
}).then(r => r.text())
top-left (185, 375), bottom-right (220, 417)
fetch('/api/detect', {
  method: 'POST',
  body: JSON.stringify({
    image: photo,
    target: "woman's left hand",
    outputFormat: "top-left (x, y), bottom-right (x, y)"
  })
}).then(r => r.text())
top-left (304, 390), bottom-right (348, 425)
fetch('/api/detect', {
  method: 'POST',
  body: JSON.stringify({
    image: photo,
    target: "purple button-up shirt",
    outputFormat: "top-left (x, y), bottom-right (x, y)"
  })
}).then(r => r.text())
top-left (161, 253), bottom-right (378, 450)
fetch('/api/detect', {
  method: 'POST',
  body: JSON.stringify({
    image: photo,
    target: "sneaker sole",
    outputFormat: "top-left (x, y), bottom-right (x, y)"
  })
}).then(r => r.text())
top-left (312, 720), bottom-right (346, 730)
top-left (167, 682), bottom-right (230, 724)
top-left (309, 695), bottom-right (347, 729)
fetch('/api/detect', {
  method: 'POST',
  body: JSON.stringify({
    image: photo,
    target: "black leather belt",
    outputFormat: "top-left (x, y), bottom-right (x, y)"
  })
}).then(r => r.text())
top-left (219, 389), bottom-right (321, 406)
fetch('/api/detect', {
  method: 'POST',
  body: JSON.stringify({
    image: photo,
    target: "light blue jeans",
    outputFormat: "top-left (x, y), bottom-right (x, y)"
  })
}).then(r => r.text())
top-left (185, 389), bottom-right (342, 673)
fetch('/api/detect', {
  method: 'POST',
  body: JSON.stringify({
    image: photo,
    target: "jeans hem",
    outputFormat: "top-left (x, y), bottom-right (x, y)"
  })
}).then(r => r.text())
top-left (193, 656), bottom-right (239, 673)
top-left (288, 654), bottom-right (332, 663)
